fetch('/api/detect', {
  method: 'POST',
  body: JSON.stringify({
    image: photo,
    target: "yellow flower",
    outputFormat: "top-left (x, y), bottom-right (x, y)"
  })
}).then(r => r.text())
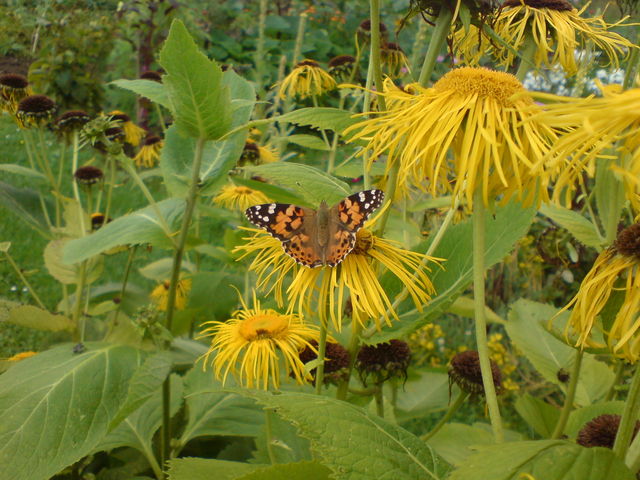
top-left (6, 351), bottom-right (37, 362)
top-left (454, 0), bottom-right (633, 75)
top-left (533, 86), bottom-right (640, 208)
top-left (199, 291), bottom-right (319, 389)
top-left (133, 135), bottom-right (163, 168)
top-left (345, 68), bottom-right (557, 207)
top-left (381, 42), bottom-right (408, 78)
top-left (278, 59), bottom-right (337, 100)
top-left (557, 223), bottom-right (640, 363)
top-left (150, 277), bottom-right (192, 311)
top-left (109, 110), bottom-right (146, 146)
top-left (214, 184), bottom-right (271, 211)
top-left (235, 226), bottom-right (439, 331)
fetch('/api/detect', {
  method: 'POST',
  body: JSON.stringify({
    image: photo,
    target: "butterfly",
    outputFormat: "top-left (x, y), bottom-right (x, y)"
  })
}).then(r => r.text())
top-left (245, 189), bottom-right (385, 268)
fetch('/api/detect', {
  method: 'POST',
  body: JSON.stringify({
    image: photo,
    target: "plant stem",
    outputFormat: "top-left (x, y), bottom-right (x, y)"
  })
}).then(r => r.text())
top-left (104, 154), bottom-right (117, 224)
top-left (369, 0), bottom-right (387, 112)
top-left (336, 320), bottom-right (363, 400)
top-left (4, 251), bottom-right (46, 309)
top-left (418, 9), bottom-right (453, 86)
top-left (515, 31), bottom-right (537, 82)
top-left (606, 361), bottom-right (625, 401)
top-left (292, 13), bottom-right (307, 66)
top-left (472, 187), bottom-right (503, 442)
top-left (265, 408), bottom-right (278, 464)
top-left (160, 137), bottom-right (206, 470)
top-left (410, 20), bottom-right (428, 76)
top-left (623, 28), bottom-right (640, 90)
top-left (551, 349), bottom-right (583, 439)
top-left (613, 363), bottom-right (640, 459)
top-left (374, 385), bottom-right (384, 417)
top-left (70, 132), bottom-right (87, 234)
top-left (254, 0), bottom-right (268, 120)
top-left (73, 262), bottom-right (88, 342)
top-left (422, 390), bottom-right (469, 441)
top-left (315, 316), bottom-right (328, 394)
top-left (112, 245), bottom-right (138, 328)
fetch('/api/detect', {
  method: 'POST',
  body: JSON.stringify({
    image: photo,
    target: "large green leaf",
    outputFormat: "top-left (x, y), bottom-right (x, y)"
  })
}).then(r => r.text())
top-left (539, 204), bottom-right (603, 248)
top-left (167, 458), bottom-right (260, 480)
top-left (370, 199), bottom-right (536, 342)
top-left (63, 198), bottom-right (184, 264)
top-left (252, 413), bottom-right (312, 464)
top-left (238, 461), bottom-right (332, 480)
top-left (111, 79), bottom-right (170, 108)
top-left (506, 299), bottom-right (614, 406)
top-left (595, 158), bottom-right (624, 243)
top-left (176, 366), bottom-right (264, 451)
top-left (280, 134), bottom-right (331, 151)
top-left (109, 351), bottom-right (174, 430)
top-left (0, 343), bottom-right (144, 480)
top-left (159, 19), bottom-right (231, 140)
top-left (232, 177), bottom-right (306, 205)
top-left (246, 390), bottom-right (451, 480)
top-left (7, 304), bottom-right (73, 332)
top-left (276, 107), bottom-right (359, 133)
top-left (44, 238), bottom-right (103, 284)
top-left (0, 163), bottom-right (46, 181)
top-left (244, 162), bottom-right (351, 207)
top-left (394, 370), bottom-right (451, 422)
top-left (514, 394), bottom-right (560, 438)
top-left (0, 181), bottom-right (51, 237)
top-left (448, 440), bottom-right (634, 480)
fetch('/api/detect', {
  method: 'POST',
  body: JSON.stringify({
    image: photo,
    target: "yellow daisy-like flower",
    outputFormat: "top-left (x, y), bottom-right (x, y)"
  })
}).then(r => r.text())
top-left (558, 223), bottom-right (640, 362)
top-left (214, 184), bottom-right (271, 212)
top-left (133, 135), bottom-right (163, 168)
top-left (454, 0), bottom-right (633, 75)
top-left (109, 110), bottom-right (146, 146)
top-left (238, 139), bottom-right (279, 167)
top-left (235, 227), bottom-right (438, 331)
top-left (199, 291), bottom-right (319, 389)
top-left (345, 68), bottom-right (557, 207)
top-left (278, 59), bottom-right (337, 100)
top-left (150, 277), bottom-right (192, 311)
top-left (533, 85), bottom-right (640, 207)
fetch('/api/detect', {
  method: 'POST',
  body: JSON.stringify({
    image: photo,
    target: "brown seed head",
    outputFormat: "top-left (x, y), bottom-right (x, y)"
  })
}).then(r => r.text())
top-left (615, 223), bottom-right (640, 259)
top-left (0, 73), bottom-right (29, 89)
top-left (449, 350), bottom-right (502, 395)
top-left (577, 414), bottom-right (640, 448)
top-left (74, 165), bottom-right (104, 185)
top-left (140, 70), bottom-right (163, 82)
top-left (356, 339), bottom-right (411, 385)
top-left (502, 0), bottom-right (573, 10)
top-left (298, 340), bottom-right (350, 385)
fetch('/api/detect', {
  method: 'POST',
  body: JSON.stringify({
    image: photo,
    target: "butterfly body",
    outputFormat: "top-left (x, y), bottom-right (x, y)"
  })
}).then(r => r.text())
top-left (245, 189), bottom-right (384, 268)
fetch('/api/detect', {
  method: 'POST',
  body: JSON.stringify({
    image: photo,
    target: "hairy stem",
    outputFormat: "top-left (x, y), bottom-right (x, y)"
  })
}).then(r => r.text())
top-left (422, 390), bottom-right (469, 441)
top-left (418, 9), bottom-right (453, 86)
top-left (551, 349), bottom-right (583, 439)
top-left (613, 364), bottom-right (640, 459)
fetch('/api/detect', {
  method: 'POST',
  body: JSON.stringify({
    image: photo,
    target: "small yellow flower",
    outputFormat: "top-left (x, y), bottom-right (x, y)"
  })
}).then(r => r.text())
top-left (454, 0), bottom-right (633, 75)
top-left (199, 291), bottom-right (319, 389)
top-left (214, 184), bottom-right (271, 211)
top-left (133, 135), bottom-right (163, 168)
top-left (109, 110), bottom-right (146, 146)
top-left (6, 351), bottom-right (37, 362)
top-left (236, 226), bottom-right (439, 331)
top-left (345, 68), bottom-right (557, 206)
top-left (278, 59), bottom-right (337, 100)
top-left (557, 223), bottom-right (640, 362)
top-left (150, 277), bottom-right (192, 311)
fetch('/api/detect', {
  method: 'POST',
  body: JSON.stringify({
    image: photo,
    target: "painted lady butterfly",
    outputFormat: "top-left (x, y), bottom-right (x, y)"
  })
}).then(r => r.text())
top-left (245, 189), bottom-right (385, 268)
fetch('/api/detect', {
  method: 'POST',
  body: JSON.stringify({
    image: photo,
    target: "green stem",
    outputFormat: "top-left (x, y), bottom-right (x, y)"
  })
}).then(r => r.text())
top-left (161, 137), bottom-right (206, 470)
top-left (336, 320), bottom-right (363, 400)
top-left (623, 28), bottom-right (640, 90)
top-left (472, 187), bottom-right (504, 442)
top-left (374, 385), bottom-right (384, 417)
top-left (73, 262), bottom-right (88, 342)
top-left (112, 246), bottom-right (138, 328)
top-left (4, 251), bottom-right (46, 309)
top-left (369, 0), bottom-right (387, 112)
top-left (613, 363), bottom-right (640, 459)
top-left (410, 20), bottom-right (428, 76)
top-left (422, 390), bottom-right (469, 441)
top-left (292, 12), bottom-right (307, 66)
top-left (551, 349), bottom-right (583, 439)
top-left (254, 0), bottom-right (268, 119)
top-left (515, 31), bottom-right (537, 82)
top-left (373, 161), bottom-right (398, 236)
top-left (418, 9), bottom-right (453, 86)
top-left (315, 317), bottom-right (328, 394)
top-left (155, 103), bottom-right (167, 134)
top-left (70, 132), bottom-right (87, 235)
top-left (104, 154), bottom-right (116, 224)
top-left (606, 361), bottom-right (625, 401)
top-left (36, 128), bottom-right (61, 226)
top-left (264, 409), bottom-right (278, 464)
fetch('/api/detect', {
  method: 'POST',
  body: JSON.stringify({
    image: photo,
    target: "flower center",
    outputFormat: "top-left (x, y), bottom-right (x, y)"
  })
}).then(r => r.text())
top-left (502, 0), bottom-right (573, 10)
top-left (239, 313), bottom-right (289, 341)
top-left (615, 223), bottom-right (640, 259)
top-left (296, 59), bottom-right (320, 68)
top-left (353, 229), bottom-right (374, 254)
top-left (434, 67), bottom-right (530, 108)
top-left (235, 186), bottom-right (254, 195)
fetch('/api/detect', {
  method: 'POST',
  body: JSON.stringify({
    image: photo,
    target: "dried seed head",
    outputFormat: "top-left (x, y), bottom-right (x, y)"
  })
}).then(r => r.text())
top-left (298, 340), bottom-right (350, 385)
top-left (140, 70), bottom-right (163, 82)
top-left (449, 350), bottom-right (502, 395)
top-left (577, 414), bottom-right (640, 448)
top-left (502, 0), bottom-right (573, 10)
top-left (356, 339), bottom-right (411, 385)
top-left (614, 223), bottom-right (640, 259)
top-left (74, 165), bottom-right (104, 185)
top-left (16, 94), bottom-right (57, 127)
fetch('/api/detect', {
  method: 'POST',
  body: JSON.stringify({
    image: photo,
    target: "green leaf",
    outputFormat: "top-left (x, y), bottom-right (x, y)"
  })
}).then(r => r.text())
top-left (177, 366), bottom-right (264, 449)
top-left (110, 79), bottom-right (170, 108)
top-left (514, 394), bottom-right (560, 438)
top-left (167, 458), bottom-right (260, 480)
top-left (63, 198), bottom-right (184, 264)
top-left (0, 343), bottom-right (144, 480)
top-left (231, 177), bottom-right (306, 205)
top-left (96, 375), bottom-right (182, 454)
top-left (160, 126), bottom-right (247, 198)
top-left (446, 296), bottom-right (505, 325)
top-left (276, 107), bottom-right (359, 133)
top-left (0, 181), bottom-right (51, 237)
top-left (109, 351), bottom-right (173, 430)
top-left (428, 423), bottom-right (523, 467)
top-left (565, 401), bottom-right (625, 439)
top-left (539, 204), bottom-right (603, 248)
top-left (238, 461), bottom-right (332, 480)
top-left (280, 134), bottom-right (330, 151)
top-left (595, 158), bottom-right (624, 242)
top-left (506, 299), bottom-right (614, 406)
top-left (0, 163), bottom-right (46, 181)
top-left (448, 440), bottom-right (634, 480)
top-left (252, 414), bottom-right (312, 464)
top-left (0, 241), bottom-right (10, 252)
top-left (244, 162), bottom-right (350, 207)
top-left (370, 199), bottom-right (536, 342)
top-left (245, 390), bottom-right (451, 480)
top-left (7, 304), bottom-right (73, 331)
top-left (159, 19), bottom-right (231, 140)
top-left (394, 370), bottom-right (451, 422)
top-left (44, 239), bottom-right (103, 284)
top-left (333, 160), bottom-right (386, 179)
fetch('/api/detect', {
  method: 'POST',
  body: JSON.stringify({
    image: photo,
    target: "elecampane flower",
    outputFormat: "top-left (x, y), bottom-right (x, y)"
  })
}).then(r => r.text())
top-left (345, 67), bottom-right (557, 207)
top-left (199, 292), bottom-right (319, 389)
top-left (278, 60), bottom-right (337, 100)
top-left (214, 184), bottom-right (271, 211)
top-left (134, 135), bottom-right (163, 168)
top-left (150, 277), bottom-right (192, 311)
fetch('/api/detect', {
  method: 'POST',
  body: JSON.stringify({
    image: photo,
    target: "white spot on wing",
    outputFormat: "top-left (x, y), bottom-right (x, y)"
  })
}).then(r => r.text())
top-left (256, 205), bottom-right (261, 210)
top-left (268, 204), bottom-right (276, 214)
top-left (262, 216), bottom-right (269, 222)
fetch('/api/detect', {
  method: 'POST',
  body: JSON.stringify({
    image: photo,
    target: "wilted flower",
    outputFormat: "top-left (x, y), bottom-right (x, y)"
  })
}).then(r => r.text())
top-left (298, 340), bottom-right (350, 385)
top-left (278, 60), bottom-right (337, 100)
top-left (449, 350), bottom-right (502, 395)
top-left (0, 73), bottom-right (31, 114)
top-left (328, 55), bottom-right (357, 82)
top-left (15, 94), bottom-right (57, 128)
top-left (356, 339), bottom-right (411, 385)
top-left (74, 165), bottom-right (104, 185)
top-left (133, 134), bottom-right (163, 168)
top-left (109, 110), bottom-right (146, 146)
top-left (577, 414), bottom-right (640, 448)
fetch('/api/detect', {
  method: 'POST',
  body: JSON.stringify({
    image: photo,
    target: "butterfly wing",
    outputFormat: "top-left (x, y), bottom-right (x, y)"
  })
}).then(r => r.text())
top-left (245, 203), bottom-right (324, 267)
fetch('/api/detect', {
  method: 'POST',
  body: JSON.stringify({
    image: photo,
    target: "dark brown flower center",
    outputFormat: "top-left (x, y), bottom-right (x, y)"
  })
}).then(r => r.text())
top-left (17, 95), bottom-right (56, 115)
top-left (140, 70), bottom-right (162, 82)
top-left (296, 59), bottom-right (320, 68)
top-left (502, 0), bottom-right (573, 10)
top-left (0, 73), bottom-right (28, 89)
top-left (143, 135), bottom-right (162, 146)
top-left (328, 55), bottom-right (356, 68)
top-left (615, 223), bottom-right (640, 259)
top-left (449, 350), bottom-right (502, 395)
